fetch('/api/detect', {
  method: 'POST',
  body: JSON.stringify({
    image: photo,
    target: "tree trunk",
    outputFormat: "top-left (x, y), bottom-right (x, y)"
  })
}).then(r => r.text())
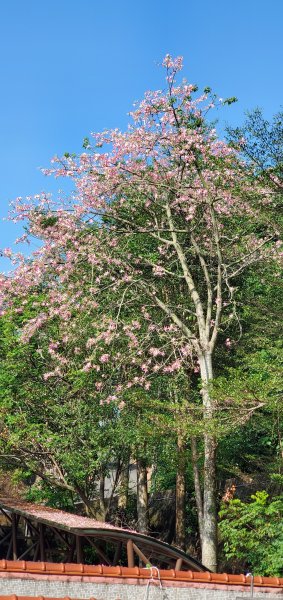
top-left (199, 351), bottom-right (218, 572)
top-left (175, 433), bottom-right (186, 549)
top-left (118, 459), bottom-right (129, 510)
top-left (190, 436), bottom-right (204, 545)
top-left (73, 483), bottom-right (96, 518)
top-left (137, 458), bottom-right (149, 534)
top-left (99, 473), bottom-right (107, 521)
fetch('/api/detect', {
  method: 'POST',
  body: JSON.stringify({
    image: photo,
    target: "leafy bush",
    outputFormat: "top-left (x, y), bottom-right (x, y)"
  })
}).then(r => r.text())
top-left (219, 491), bottom-right (283, 576)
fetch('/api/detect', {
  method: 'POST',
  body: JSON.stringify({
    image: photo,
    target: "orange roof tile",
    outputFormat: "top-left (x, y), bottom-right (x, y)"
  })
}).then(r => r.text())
top-left (0, 560), bottom-right (282, 588)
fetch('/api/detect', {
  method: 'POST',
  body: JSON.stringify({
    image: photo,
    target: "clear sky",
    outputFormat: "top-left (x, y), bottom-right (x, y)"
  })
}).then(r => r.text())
top-left (0, 0), bottom-right (282, 270)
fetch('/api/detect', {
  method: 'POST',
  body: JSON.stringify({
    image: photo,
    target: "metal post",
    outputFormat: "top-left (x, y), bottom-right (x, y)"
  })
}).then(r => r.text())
top-left (246, 572), bottom-right (254, 598)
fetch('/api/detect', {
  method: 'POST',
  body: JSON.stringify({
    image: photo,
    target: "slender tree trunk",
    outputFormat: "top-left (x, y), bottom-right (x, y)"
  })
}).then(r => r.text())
top-left (107, 461), bottom-right (123, 517)
top-left (118, 458), bottom-right (129, 510)
top-left (99, 473), bottom-right (107, 521)
top-left (190, 436), bottom-right (204, 545)
top-left (199, 351), bottom-right (218, 572)
top-left (175, 433), bottom-right (186, 549)
top-left (73, 482), bottom-right (96, 517)
top-left (137, 458), bottom-right (149, 534)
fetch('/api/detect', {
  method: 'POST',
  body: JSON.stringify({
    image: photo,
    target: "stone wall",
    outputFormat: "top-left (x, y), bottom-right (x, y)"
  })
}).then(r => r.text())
top-left (0, 572), bottom-right (282, 600)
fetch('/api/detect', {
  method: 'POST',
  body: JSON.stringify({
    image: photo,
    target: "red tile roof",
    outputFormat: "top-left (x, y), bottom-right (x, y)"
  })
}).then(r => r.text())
top-left (0, 561), bottom-right (282, 589)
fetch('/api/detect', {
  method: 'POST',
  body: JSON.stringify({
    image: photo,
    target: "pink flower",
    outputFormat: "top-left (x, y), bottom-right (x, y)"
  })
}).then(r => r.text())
top-left (82, 362), bottom-right (92, 372)
top-left (163, 359), bottom-right (182, 373)
top-left (107, 395), bottom-right (117, 402)
top-left (43, 372), bottom-right (54, 380)
top-left (3, 247), bottom-right (12, 257)
top-left (100, 353), bottom-right (110, 363)
top-left (153, 265), bottom-right (165, 276)
top-left (48, 341), bottom-right (59, 353)
top-left (149, 347), bottom-right (165, 357)
top-left (86, 337), bottom-right (96, 348)
top-left (162, 54), bottom-right (183, 71)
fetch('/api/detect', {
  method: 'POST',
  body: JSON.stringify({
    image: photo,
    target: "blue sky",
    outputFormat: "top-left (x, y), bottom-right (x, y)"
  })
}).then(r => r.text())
top-left (0, 0), bottom-right (282, 270)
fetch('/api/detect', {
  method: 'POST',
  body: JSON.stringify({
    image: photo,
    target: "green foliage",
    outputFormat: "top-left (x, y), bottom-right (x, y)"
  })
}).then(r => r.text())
top-left (223, 96), bottom-right (238, 105)
top-left (219, 491), bottom-right (283, 576)
top-left (227, 107), bottom-right (283, 185)
top-left (0, 303), bottom-right (128, 510)
top-left (82, 137), bottom-right (90, 149)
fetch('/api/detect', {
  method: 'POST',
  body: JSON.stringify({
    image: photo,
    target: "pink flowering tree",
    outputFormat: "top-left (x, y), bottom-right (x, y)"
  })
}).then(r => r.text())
top-left (1, 55), bottom-right (281, 570)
